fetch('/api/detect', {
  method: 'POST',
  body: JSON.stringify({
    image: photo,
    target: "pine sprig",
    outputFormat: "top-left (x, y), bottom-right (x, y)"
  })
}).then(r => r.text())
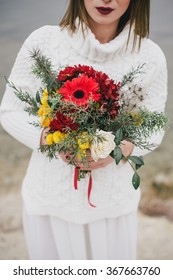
top-left (6, 79), bottom-right (40, 115)
top-left (30, 49), bottom-right (57, 89)
top-left (120, 64), bottom-right (145, 87)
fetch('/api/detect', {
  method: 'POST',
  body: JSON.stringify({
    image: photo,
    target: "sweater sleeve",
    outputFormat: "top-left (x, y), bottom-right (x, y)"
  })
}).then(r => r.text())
top-left (131, 43), bottom-right (168, 157)
top-left (0, 26), bottom-right (53, 151)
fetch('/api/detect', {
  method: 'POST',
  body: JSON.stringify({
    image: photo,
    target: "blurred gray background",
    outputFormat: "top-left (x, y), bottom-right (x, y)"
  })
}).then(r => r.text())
top-left (0, 0), bottom-right (173, 259)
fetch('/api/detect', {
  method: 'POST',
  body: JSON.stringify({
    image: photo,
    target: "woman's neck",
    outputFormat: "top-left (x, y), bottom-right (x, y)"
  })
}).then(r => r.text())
top-left (88, 19), bottom-right (119, 44)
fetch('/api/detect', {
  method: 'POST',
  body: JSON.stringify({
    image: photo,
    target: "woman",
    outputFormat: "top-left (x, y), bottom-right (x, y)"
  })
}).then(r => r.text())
top-left (0, 0), bottom-right (167, 259)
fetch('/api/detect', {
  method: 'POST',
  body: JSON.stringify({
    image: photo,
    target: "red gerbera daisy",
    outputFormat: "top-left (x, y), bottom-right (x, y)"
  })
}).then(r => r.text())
top-left (59, 74), bottom-right (100, 106)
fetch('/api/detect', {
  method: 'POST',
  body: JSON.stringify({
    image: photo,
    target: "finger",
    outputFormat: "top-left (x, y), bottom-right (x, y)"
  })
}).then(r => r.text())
top-left (79, 167), bottom-right (92, 171)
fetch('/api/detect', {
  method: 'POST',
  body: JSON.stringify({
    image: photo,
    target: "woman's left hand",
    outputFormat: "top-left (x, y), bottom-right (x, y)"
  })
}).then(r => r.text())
top-left (120, 140), bottom-right (134, 158)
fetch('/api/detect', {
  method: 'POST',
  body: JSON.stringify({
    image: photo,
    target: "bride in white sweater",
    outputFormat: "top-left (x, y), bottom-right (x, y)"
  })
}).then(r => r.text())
top-left (0, 0), bottom-right (167, 259)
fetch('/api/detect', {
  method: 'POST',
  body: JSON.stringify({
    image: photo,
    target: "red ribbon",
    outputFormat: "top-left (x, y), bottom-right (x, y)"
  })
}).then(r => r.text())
top-left (74, 167), bottom-right (79, 190)
top-left (74, 167), bottom-right (96, 208)
top-left (88, 172), bottom-right (96, 208)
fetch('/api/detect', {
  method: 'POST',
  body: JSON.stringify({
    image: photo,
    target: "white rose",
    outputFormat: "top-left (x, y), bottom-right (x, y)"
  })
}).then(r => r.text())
top-left (91, 130), bottom-right (116, 162)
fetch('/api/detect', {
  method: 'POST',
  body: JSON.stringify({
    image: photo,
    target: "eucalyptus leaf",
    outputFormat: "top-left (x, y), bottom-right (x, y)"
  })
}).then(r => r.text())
top-left (110, 151), bottom-right (114, 159)
top-left (114, 146), bottom-right (123, 165)
top-left (128, 155), bottom-right (144, 166)
top-left (115, 128), bottom-right (123, 145)
top-left (136, 164), bottom-right (142, 170)
top-left (132, 172), bottom-right (140, 189)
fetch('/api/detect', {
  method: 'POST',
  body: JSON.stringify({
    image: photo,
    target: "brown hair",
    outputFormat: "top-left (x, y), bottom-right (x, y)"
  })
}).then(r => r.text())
top-left (60, 0), bottom-right (150, 48)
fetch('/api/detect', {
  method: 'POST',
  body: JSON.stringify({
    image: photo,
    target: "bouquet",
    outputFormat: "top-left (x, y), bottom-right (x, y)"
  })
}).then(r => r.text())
top-left (8, 50), bottom-right (168, 207)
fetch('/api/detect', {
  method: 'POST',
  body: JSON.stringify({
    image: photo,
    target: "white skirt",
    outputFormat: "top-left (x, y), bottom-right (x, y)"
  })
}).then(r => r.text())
top-left (23, 207), bottom-right (137, 260)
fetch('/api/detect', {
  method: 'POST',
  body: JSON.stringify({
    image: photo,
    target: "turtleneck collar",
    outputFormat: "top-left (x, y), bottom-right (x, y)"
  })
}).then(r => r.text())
top-left (62, 20), bottom-right (134, 63)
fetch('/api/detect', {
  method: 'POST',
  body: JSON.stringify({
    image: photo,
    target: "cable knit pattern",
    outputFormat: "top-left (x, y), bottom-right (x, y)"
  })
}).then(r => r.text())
top-left (0, 24), bottom-right (168, 224)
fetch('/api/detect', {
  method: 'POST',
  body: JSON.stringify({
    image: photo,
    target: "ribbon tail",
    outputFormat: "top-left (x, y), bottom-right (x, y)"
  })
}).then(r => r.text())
top-left (88, 172), bottom-right (96, 208)
top-left (74, 167), bottom-right (79, 190)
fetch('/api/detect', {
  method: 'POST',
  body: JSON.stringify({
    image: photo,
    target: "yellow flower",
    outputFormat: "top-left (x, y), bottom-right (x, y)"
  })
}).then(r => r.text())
top-left (77, 132), bottom-right (90, 150)
top-left (46, 134), bottom-right (53, 145)
top-left (42, 88), bottom-right (48, 97)
top-left (130, 112), bottom-right (143, 126)
top-left (77, 149), bottom-right (87, 159)
top-left (38, 105), bottom-right (51, 117)
top-left (81, 131), bottom-right (87, 136)
top-left (38, 105), bottom-right (52, 127)
top-left (40, 88), bottom-right (49, 105)
top-left (41, 96), bottom-right (48, 106)
top-left (135, 120), bottom-right (143, 126)
top-left (38, 105), bottom-right (45, 116)
top-left (53, 131), bottom-right (66, 143)
top-left (40, 116), bottom-right (51, 127)
top-left (78, 139), bottom-right (90, 150)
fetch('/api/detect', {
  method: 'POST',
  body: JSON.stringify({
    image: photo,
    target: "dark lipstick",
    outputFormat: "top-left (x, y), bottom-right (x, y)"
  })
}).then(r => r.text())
top-left (96, 6), bottom-right (114, 15)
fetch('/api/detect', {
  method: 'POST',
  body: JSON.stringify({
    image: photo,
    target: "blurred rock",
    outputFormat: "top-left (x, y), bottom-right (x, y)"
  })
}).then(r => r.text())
top-left (0, 192), bottom-right (22, 232)
top-left (137, 211), bottom-right (173, 260)
top-left (152, 169), bottom-right (173, 197)
top-left (139, 169), bottom-right (173, 219)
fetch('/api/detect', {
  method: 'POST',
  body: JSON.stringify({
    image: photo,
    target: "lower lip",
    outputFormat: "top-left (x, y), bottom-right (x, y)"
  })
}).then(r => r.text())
top-left (96, 8), bottom-right (114, 15)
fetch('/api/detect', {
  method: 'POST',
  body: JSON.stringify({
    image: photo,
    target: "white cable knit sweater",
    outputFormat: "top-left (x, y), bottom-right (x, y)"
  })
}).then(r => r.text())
top-left (0, 23), bottom-right (168, 224)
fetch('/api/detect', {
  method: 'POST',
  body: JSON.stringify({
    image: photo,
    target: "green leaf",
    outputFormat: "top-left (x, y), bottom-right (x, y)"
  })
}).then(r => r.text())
top-left (113, 146), bottom-right (123, 165)
top-left (95, 102), bottom-right (100, 109)
top-left (136, 164), bottom-right (142, 170)
top-left (132, 172), bottom-right (140, 189)
top-left (128, 156), bottom-right (144, 166)
top-left (110, 151), bottom-right (114, 159)
top-left (36, 91), bottom-right (41, 104)
top-left (115, 128), bottom-right (123, 145)
top-left (47, 73), bottom-right (57, 91)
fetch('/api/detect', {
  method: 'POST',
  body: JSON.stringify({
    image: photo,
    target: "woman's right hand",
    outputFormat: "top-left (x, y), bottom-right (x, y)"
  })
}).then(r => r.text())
top-left (40, 128), bottom-right (49, 145)
top-left (59, 151), bottom-right (114, 170)
top-left (59, 152), bottom-right (73, 164)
